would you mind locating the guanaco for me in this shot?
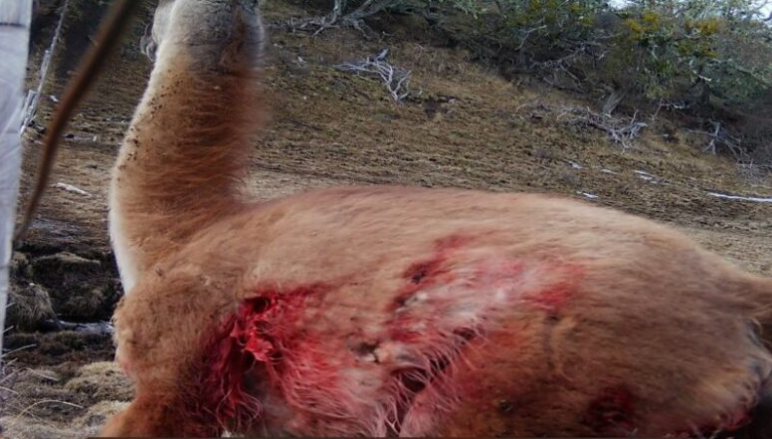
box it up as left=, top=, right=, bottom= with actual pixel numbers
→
left=97, top=0, right=772, bottom=437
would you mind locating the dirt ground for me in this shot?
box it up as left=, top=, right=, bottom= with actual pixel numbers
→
left=3, top=1, right=772, bottom=438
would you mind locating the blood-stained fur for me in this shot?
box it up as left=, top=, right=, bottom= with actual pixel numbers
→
left=101, top=1, right=772, bottom=437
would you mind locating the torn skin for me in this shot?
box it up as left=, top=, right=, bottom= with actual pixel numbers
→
left=392, top=257, right=454, bottom=312
left=184, top=235, right=589, bottom=436
left=380, top=236, right=499, bottom=434
left=189, top=286, right=323, bottom=434
left=390, top=235, right=472, bottom=312
left=188, top=300, right=266, bottom=435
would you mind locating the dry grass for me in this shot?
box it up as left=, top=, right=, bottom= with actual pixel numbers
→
left=1, top=361, right=131, bottom=439
left=0, top=357, right=19, bottom=436
left=63, top=362, right=133, bottom=402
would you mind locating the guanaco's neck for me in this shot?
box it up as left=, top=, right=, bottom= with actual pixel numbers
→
left=110, top=6, right=264, bottom=292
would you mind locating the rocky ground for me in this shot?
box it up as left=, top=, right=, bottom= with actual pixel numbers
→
left=3, top=1, right=772, bottom=438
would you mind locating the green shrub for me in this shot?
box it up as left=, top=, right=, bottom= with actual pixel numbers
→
left=422, top=0, right=772, bottom=114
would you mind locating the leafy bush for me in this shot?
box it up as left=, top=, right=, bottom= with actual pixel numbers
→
left=607, top=1, right=772, bottom=109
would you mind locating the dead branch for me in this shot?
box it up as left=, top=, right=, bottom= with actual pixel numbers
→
left=692, top=120, right=747, bottom=165
left=21, top=0, right=71, bottom=133
left=563, top=107, right=648, bottom=149
left=703, top=120, right=722, bottom=155
left=515, top=24, right=547, bottom=51
left=287, top=0, right=399, bottom=36
left=336, top=48, right=412, bottom=103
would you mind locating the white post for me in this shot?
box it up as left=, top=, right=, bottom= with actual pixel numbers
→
left=0, top=0, right=32, bottom=358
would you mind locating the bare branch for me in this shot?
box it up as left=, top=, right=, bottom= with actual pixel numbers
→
left=699, top=120, right=747, bottom=162
left=563, top=107, right=648, bottom=149
left=21, top=0, right=71, bottom=133
left=287, top=0, right=401, bottom=36
left=336, top=48, right=413, bottom=103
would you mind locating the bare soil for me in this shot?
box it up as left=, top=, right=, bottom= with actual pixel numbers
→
left=3, top=1, right=772, bottom=437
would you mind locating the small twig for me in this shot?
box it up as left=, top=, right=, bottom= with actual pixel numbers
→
left=25, top=368, right=59, bottom=383
left=2, top=343, right=37, bottom=357
left=14, top=399, right=84, bottom=419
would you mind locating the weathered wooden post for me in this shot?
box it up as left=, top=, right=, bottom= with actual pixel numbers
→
left=0, top=0, right=33, bottom=358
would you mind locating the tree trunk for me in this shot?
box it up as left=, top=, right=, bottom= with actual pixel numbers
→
left=0, top=0, right=32, bottom=358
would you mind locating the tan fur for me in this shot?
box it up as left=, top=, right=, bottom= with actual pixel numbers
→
left=109, top=0, right=264, bottom=291
left=101, top=1, right=772, bottom=437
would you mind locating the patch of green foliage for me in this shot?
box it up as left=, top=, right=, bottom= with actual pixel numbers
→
left=363, top=0, right=772, bottom=116
left=608, top=0, right=772, bottom=108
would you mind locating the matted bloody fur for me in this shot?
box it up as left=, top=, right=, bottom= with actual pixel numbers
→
left=100, top=1, right=772, bottom=437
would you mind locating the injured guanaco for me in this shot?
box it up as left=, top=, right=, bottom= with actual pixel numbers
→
left=91, top=0, right=772, bottom=437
